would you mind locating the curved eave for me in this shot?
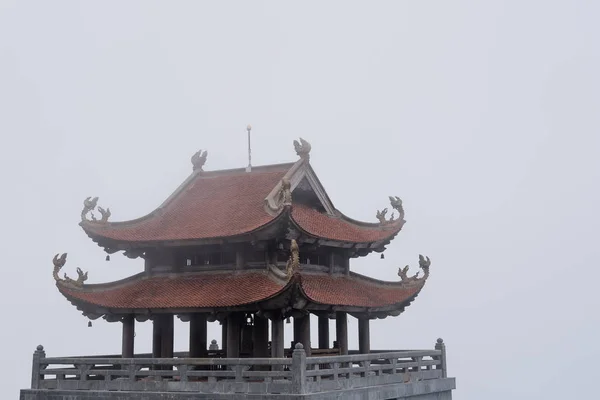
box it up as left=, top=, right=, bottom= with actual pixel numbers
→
left=55, top=267, right=427, bottom=320
left=295, top=271, right=426, bottom=316
left=55, top=270, right=293, bottom=318
left=79, top=163, right=295, bottom=250
left=289, top=205, right=405, bottom=251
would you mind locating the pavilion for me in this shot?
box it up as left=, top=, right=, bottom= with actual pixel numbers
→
left=52, top=138, right=431, bottom=361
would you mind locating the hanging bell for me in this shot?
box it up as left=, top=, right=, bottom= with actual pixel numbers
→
left=380, top=253, right=385, bottom=259
left=106, top=254, right=110, bottom=261
left=88, top=321, right=92, bottom=327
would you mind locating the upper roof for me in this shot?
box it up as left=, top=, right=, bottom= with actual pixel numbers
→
left=82, top=164, right=292, bottom=242
left=79, top=139, right=406, bottom=251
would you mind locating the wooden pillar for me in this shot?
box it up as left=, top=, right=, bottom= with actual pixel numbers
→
left=253, top=315, right=269, bottom=358
left=221, top=320, right=228, bottom=354
left=293, top=317, right=301, bottom=346
left=318, top=316, right=329, bottom=350
left=189, top=313, right=207, bottom=358
left=161, top=315, right=174, bottom=358
left=271, top=317, right=284, bottom=358
left=336, top=311, right=348, bottom=355
left=226, top=313, right=241, bottom=358
left=295, top=314, right=311, bottom=356
left=152, top=317, right=162, bottom=358
left=235, top=249, right=245, bottom=270
left=144, top=257, right=153, bottom=275
left=121, top=315, right=135, bottom=358
left=358, top=318, right=370, bottom=354
left=329, top=252, right=335, bottom=274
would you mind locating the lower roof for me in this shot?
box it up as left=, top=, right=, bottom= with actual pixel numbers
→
left=57, top=269, right=425, bottom=317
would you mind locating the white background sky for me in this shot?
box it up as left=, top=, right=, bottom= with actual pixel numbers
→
left=1, top=1, right=599, bottom=399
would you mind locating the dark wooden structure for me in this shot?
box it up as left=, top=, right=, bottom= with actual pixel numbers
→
left=52, top=138, right=431, bottom=361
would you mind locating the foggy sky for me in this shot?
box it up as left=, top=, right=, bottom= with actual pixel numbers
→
left=1, top=1, right=599, bottom=399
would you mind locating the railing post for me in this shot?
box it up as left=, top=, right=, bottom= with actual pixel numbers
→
left=31, top=345, right=46, bottom=389
left=291, top=343, right=307, bottom=394
left=435, top=338, right=447, bottom=378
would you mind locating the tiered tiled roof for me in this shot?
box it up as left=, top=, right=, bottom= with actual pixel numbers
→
left=57, top=140, right=426, bottom=317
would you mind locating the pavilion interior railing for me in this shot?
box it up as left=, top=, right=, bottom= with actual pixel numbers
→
left=29, top=339, right=447, bottom=395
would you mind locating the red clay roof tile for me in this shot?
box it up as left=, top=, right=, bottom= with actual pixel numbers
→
left=58, top=271, right=423, bottom=310
left=59, top=271, right=285, bottom=309
left=82, top=164, right=292, bottom=242
left=81, top=162, right=403, bottom=245
left=300, top=273, right=422, bottom=308
left=291, top=205, right=403, bottom=243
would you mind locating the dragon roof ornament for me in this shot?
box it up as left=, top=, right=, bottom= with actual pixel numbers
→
left=191, top=149, right=208, bottom=171
left=376, top=196, right=405, bottom=224
left=286, top=239, right=300, bottom=278
left=279, top=178, right=293, bottom=208
left=52, top=253, right=88, bottom=288
left=293, top=138, right=311, bottom=161
left=376, top=208, right=393, bottom=224
left=398, top=254, right=430, bottom=286
left=81, top=197, right=111, bottom=223
left=389, top=196, right=405, bottom=222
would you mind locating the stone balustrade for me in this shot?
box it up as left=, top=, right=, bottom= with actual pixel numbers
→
left=27, top=339, right=448, bottom=396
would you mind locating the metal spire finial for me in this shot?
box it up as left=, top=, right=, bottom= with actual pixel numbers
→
left=246, top=124, right=252, bottom=172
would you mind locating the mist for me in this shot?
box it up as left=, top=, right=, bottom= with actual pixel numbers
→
left=1, top=1, right=599, bottom=399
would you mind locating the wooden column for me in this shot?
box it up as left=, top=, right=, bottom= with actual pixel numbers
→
left=226, top=313, right=241, bottom=358
left=336, top=311, right=348, bottom=355
left=253, top=315, right=269, bottom=358
left=152, top=317, right=162, bottom=358
left=329, top=252, right=335, bottom=274
left=295, top=314, right=311, bottom=356
left=293, top=317, right=301, bottom=346
left=189, top=313, right=207, bottom=358
left=121, top=315, right=135, bottom=358
left=318, top=316, right=329, bottom=350
left=235, top=249, right=245, bottom=270
left=271, top=317, right=284, bottom=358
left=221, top=320, right=228, bottom=354
left=161, top=315, right=174, bottom=358
left=358, top=318, right=370, bottom=354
